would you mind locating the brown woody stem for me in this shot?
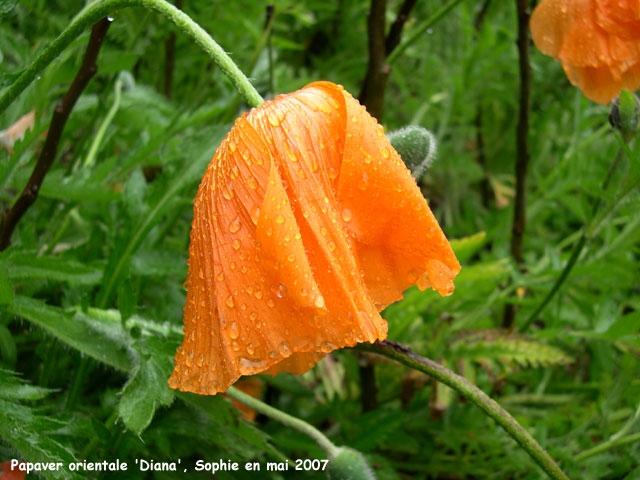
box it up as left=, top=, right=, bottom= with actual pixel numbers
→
left=0, top=18, right=112, bottom=251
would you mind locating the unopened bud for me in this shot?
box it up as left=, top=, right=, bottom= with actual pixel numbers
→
left=327, top=447, right=377, bottom=480
left=387, top=126, right=437, bottom=179
left=609, top=90, right=639, bottom=142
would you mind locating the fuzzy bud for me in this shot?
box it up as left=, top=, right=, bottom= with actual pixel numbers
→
left=387, top=126, right=437, bottom=179
left=326, top=447, right=377, bottom=480
left=609, top=90, right=639, bottom=142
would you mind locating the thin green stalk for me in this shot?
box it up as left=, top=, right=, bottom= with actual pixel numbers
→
left=610, top=401, right=640, bottom=442
left=83, top=77, right=123, bottom=169
left=356, top=341, right=569, bottom=480
left=520, top=146, right=626, bottom=332
left=575, top=432, right=640, bottom=462
left=387, top=0, right=465, bottom=65
left=225, top=386, right=338, bottom=457
left=0, top=0, right=263, bottom=115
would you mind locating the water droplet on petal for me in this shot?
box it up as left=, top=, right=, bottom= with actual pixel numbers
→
left=341, top=208, right=352, bottom=222
left=275, top=214, right=285, bottom=224
left=267, top=298, right=276, bottom=308
left=314, top=295, right=325, bottom=308
left=278, top=341, right=291, bottom=356
left=229, top=322, right=239, bottom=339
left=232, top=239, right=241, bottom=250
left=276, top=284, right=287, bottom=298
left=229, top=216, right=241, bottom=233
left=226, top=295, right=235, bottom=308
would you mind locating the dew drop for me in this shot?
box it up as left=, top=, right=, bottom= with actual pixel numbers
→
left=314, top=295, right=325, bottom=309
left=341, top=208, right=352, bottom=222
left=275, top=214, right=285, bottom=224
left=229, top=217, right=241, bottom=233
left=416, top=273, right=430, bottom=291
left=222, top=182, right=235, bottom=200
left=247, top=176, right=258, bottom=190
left=232, top=341, right=240, bottom=352
left=276, top=284, right=287, bottom=298
left=249, top=311, right=258, bottom=321
left=232, top=239, right=241, bottom=250
left=216, top=272, right=224, bottom=281
left=278, top=341, right=291, bottom=356
left=247, top=343, right=255, bottom=355
left=267, top=298, right=276, bottom=308
left=226, top=295, right=235, bottom=308
left=228, top=322, right=239, bottom=339
left=287, top=254, right=295, bottom=262
left=320, top=341, right=334, bottom=353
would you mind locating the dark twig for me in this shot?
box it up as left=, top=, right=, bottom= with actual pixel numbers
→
left=503, top=0, right=531, bottom=327
left=473, top=0, right=492, bottom=208
left=358, top=0, right=389, bottom=121
left=385, top=0, right=417, bottom=54
left=164, top=0, right=183, bottom=99
left=0, top=18, right=111, bottom=251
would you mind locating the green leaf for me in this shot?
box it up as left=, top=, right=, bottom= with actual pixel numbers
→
left=450, top=232, right=487, bottom=264
left=0, top=259, right=13, bottom=305
left=451, top=330, right=573, bottom=370
left=605, top=311, right=640, bottom=340
left=6, top=251, right=103, bottom=285
left=0, top=324, right=17, bottom=367
left=7, top=296, right=132, bottom=371
left=118, top=336, right=176, bottom=435
left=0, top=369, right=53, bottom=401
left=0, top=399, right=83, bottom=480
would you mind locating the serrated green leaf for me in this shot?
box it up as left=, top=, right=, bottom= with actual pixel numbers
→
left=7, top=296, right=132, bottom=371
left=0, top=369, right=53, bottom=401
left=118, top=336, right=176, bottom=435
left=451, top=330, right=572, bottom=370
left=0, top=399, right=83, bottom=480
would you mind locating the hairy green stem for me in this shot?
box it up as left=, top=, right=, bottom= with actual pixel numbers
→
left=0, top=0, right=263, bottom=115
left=225, top=386, right=338, bottom=457
left=575, top=432, right=640, bottom=462
left=387, top=0, right=465, bottom=65
left=520, top=146, right=625, bottom=332
left=356, top=341, right=569, bottom=480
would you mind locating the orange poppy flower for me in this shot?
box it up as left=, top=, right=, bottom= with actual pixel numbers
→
left=530, top=0, right=640, bottom=104
left=168, top=81, right=460, bottom=395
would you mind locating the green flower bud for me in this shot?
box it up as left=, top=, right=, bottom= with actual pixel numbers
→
left=387, top=126, right=437, bottom=179
left=327, top=447, right=377, bottom=480
left=609, top=90, right=639, bottom=142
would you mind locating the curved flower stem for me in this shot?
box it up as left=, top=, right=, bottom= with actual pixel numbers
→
left=355, top=340, right=570, bottom=480
left=0, top=0, right=263, bottom=115
left=520, top=145, right=625, bottom=332
left=225, top=386, right=338, bottom=458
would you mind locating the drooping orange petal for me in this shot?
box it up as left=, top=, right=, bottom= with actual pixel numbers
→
left=530, top=0, right=640, bottom=104
left=169, top=82, right=460, bottom=395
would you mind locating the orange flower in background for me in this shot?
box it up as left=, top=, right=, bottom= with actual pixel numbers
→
left=530, top=0, right=640, bottom=104
left=168, top=81, right=460, bottom=396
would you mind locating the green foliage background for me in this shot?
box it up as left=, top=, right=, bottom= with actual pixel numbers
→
left=0, top=0, right=639, bottom=478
